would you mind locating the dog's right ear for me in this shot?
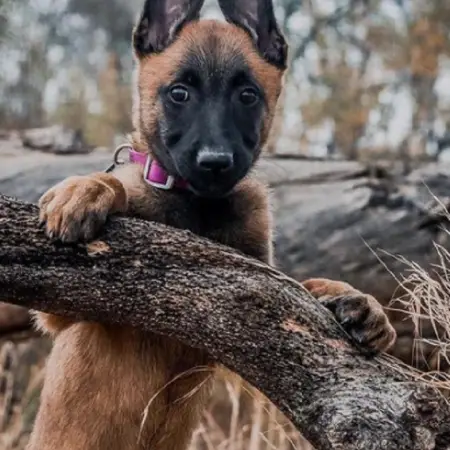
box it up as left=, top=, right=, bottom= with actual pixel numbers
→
left=133, top=0, right=204, bottom=57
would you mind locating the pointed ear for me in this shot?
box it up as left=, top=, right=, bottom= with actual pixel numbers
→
left=218, top=0, right=288, bottom=69
left=133, top=0, right=205, bottom=57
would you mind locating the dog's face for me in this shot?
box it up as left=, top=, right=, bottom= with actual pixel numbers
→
left=133, top=0, right=288, bottom=197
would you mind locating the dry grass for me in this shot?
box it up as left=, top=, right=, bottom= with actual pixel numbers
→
left=189, top=370, right=313, bottom=450
left=386, top=245, right=450, bottom=390
left=380, top=193, right=450, bottom=392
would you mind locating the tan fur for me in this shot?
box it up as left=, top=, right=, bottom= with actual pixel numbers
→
left=31, top=167, right=273, bottom=450
left=30, top=17, right=394, bottom=450
left=302, top=278, right=358, bottom=298
left=28, top=323, right=212, bottom=450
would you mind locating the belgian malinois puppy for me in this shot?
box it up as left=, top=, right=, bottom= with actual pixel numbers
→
left=30, top=0, right=396, bottom=449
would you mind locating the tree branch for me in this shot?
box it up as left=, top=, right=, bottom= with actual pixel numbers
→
left=0, top=194, right=449, bottom=450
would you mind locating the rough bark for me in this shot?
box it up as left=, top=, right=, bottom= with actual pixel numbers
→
left=0, top=194, right=450, bottom=450
left=2, top=136, right=449, bottom=303
left=2, top=139, right=450, bottom=368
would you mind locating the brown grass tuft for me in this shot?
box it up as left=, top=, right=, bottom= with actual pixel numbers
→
left=189, top=371, right=313, bottom=450
left=379, top=191, right=450, bottom=393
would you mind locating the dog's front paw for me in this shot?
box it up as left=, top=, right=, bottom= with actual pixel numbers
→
left=39, top=174, right=126, bottom=243
left=322, top=293, right=396, bottom=355
left=302, top=278, right=396, bottom=355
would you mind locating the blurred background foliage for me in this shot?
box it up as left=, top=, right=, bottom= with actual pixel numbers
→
left=1, top=0, right=450, bottom=160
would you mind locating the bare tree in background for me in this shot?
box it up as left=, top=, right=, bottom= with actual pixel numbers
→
left=283, top=0, right=450, bottom=161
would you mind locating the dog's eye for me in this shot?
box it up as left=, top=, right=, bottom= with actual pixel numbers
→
left=239, top=88, right=259, bottom=106
left=169, top=86, right=190, bottom=103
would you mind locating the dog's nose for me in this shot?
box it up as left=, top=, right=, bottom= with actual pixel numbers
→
left=196, top=149, right=234, bottom=173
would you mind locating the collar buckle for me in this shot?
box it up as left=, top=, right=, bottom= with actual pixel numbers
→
left=143, top=156, right=175, bottom=190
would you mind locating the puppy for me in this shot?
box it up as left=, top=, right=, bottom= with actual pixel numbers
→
left=29, top=1, right=396, bottom=449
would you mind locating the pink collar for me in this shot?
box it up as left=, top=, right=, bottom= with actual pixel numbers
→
left=128, top=148, right=188, bottom=191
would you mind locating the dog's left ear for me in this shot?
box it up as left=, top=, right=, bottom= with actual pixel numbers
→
left=133, top=0, right=204, bottom=57
left=218, top=0, right=288, bottom=69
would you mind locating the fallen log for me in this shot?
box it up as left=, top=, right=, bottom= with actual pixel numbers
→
left=1, top=145, right=449, bottom=303
left=2, top=138, right=450, bottom=367
left=0, top=194, right=449, bottom=450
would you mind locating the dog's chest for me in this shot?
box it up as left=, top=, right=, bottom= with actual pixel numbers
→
left=150, top=191, right=243, bottom=243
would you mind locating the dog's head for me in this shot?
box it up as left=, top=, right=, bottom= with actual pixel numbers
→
left=133, top=0, right=288, bottom=197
